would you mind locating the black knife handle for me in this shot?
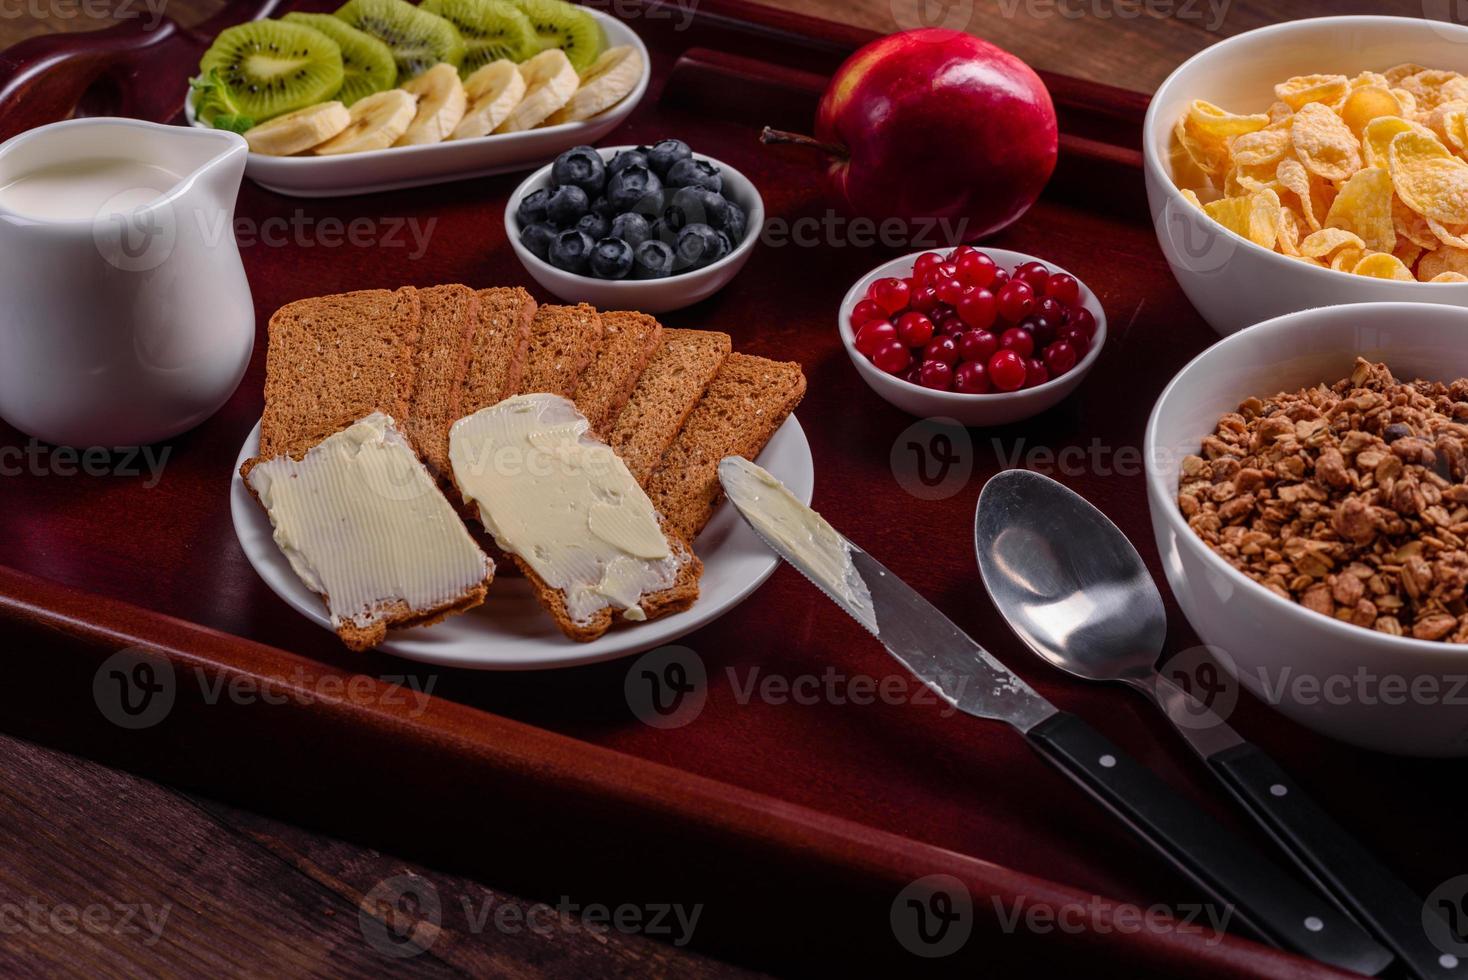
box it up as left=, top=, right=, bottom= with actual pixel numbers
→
left=1027, top=711, right=1393, bottom=976
left=1209, top=742, right=1458, bottom=980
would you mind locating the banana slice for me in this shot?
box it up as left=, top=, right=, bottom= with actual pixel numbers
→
left=244, top=102, right=351, bottom=156
left=449, top=60, right=526, bottom=140
left=395, top=63, right=467, bottom=147
left=494, top=48, right=578, bottom=134
left=313, top=90, right=417, bottom=155
left=545, top=46, right=643, bottom=126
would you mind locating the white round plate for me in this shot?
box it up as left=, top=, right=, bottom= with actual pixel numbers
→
left=187, top=9, right=650, bottom=198
left=230, top=414, right=812, bottom=670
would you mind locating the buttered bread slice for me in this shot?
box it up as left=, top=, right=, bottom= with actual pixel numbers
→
left=244, top=413, right=494, bottom=651
left=449, top=394, right=700, bottom=642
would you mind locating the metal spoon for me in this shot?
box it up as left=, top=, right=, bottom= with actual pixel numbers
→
left=975, top=469, right=1457, bottom=980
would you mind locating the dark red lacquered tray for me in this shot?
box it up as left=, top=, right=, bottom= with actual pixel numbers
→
left=0, top=2, right=1454, bottom=976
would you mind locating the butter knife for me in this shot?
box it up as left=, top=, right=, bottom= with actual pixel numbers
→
left=717, top=455, right=1392, bottom=976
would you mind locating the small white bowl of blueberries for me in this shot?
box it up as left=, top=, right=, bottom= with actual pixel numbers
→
left=505, top=141, right=762, bottom=313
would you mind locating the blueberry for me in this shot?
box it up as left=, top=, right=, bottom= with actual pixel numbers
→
left=631, top=239, right=675, bottom=279
left=589, top=196, right=615, bottom=219
left=607, top=148, right=649, bottom=177
left=548, top=229, right=595, bottom=274
left=576, top=212, right=611, bottom=241
left=665, top=158, right=721, bottom=193
left=589, top=238, right=634, bottom=279
left=605, top=164, right=663, bottom=214
left=647, top=139, right=692, bottom=179
left=715, top=230, right=733, bottom=259
left=516, top=188, right=551, bottom=227
left=519, top=221, right=558, bottom=260
left=722, top=199, right=746, bottom=243
left=609, top=212, right=651, bottom=247
left=550, top=145, right=606, bottom=198
left=544, top=184, right=589, bottom=227
left=674, top=222, right=722, bottom=269
left=664, top=186, right=729, bottom=232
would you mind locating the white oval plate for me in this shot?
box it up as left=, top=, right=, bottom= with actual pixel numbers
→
left=186, top=9, right=650, bottom=198
left=230, top=414, right=812, bottom=670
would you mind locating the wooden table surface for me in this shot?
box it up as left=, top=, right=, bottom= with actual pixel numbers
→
left=0, top=1, right=1447, bottom=976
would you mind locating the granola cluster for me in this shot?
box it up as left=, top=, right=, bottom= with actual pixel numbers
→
left=1179, top=358, right=1468, bottom=641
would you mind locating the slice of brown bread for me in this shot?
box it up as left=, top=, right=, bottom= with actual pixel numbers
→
left=513, top=303, right=604, bottom=398
left=403, top=284, right=479, bottom=477
left=241, top=413, right=494, bottom=652
left=646, top=353, right=807, bottom=543
left=459, top=286, right=536, bottom=415
left=258, top=287, right=422, bottom=460
left=513, top=536, right=702, bottom=643
left=608, top=329, right=731, bottom=485
left=573, top=310, right=664, bottom=437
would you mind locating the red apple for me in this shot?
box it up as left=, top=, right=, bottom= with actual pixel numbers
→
left=763, top=29, right=1057, bottom=240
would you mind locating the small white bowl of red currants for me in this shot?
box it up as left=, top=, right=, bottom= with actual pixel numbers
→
left=838, top=247, right=1105, bottom=426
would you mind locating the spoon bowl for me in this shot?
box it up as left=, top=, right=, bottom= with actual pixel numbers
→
left=975, top=469, right=1166, bottom=687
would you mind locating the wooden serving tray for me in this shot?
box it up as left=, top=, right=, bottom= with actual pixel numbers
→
left=0, top=2, right=1455, bottom=975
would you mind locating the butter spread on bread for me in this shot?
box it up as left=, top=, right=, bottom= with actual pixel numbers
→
left=246, top=413, right=493, bottom=650
left=450, top=394, right=688, bottom=628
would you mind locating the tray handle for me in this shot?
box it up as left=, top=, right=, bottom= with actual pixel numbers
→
left=0, top=0, right=286, bottom=142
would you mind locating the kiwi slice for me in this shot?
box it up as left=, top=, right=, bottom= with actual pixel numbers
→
left=420, top=0, right=538, bottom=78
left=198, top=20, right=345, bottom=122
left=283, top=12, right=397, bottom=105
left=512, top=0, right=600, bottom=73
left=334, top=0, right=465, bottom=80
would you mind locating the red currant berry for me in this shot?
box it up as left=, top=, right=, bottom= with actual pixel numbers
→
left=937, top=261, right=958, bottom=280
left=937, top=314, right=966, bottom=336
left=872, top=339, right=911, bottom=375
left=851, top=299, right=884, bottom=330
left=996, top=281, right=1035, bottom=323
left=1016, top=261, right=1050, bottom=291
left=919, top=359, right=954, bottom=391
left=987, top=349, right=1027, bottom=392
left=854, top=319, right=897, bottom=357
left=1043, top=339, right=1078, bottom=376
left=957, top=328, right=998, bottom=363
left=956, top=251, right=997, bottom=289
left=910, top=284, right=940, bottom=315
left=999, top=326, right=1035, bottom=359
left=895, top=311, right=935, bottom=347
left=956, top=286, right=997, bottom=330
left=923, top=335, right=959, bottom=366
left=947, top=244, right=976, bottom=262
left=935, top=275, right=966, bottom=307
left=1059, top=326, right=1090, bottom=357
left=869, top=277, right=911, bottom=315
left=953, top=360, right=991, bottom=394
left=1018, top=314, right=1057, bottom=348
left=1025, top=358, right=1050, bottom=388
left=1045, top=272, right=1080, bottom=306
left=1036, top=296, right=1067, bottom=325
left=989, top=268, right=1010, bottom=293
left=912, top=251, right=944, bottom=281
left=1068, top=306, right=1097, bottom=339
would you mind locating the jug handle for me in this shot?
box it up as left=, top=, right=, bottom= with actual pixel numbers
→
left=0, top=0, right=287, bottom=143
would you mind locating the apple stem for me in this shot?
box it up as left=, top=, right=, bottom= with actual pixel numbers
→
left=760, top=126, right=848, bottom=159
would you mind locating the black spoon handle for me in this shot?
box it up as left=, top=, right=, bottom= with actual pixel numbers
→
left=1027, top=711, right=1393, bottom=976
left=1209, top=742, right=1457, bottom=980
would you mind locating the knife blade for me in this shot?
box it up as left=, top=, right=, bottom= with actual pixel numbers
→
left=716, top=456, right=1392, bottom=976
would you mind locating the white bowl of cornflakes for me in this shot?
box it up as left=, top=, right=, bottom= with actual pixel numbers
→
left=1143, top=15, right=1468, bottom=336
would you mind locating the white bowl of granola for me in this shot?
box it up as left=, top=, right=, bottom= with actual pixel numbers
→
left=1145, top=301, right=1468, bottom=756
